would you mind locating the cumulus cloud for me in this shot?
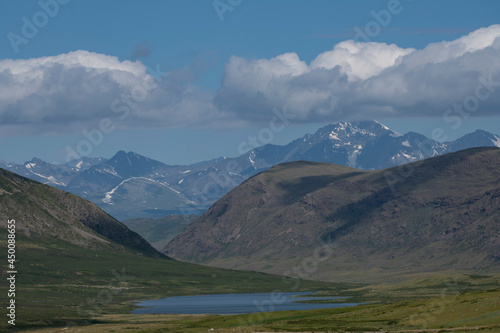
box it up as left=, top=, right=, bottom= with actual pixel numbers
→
left=0, top=25, right=499, bottom=137
left=215, top=24, right=500, bottom=122
left=0, top=50, right=224, bottom=136
left=310, top=40, right=414, bottom=81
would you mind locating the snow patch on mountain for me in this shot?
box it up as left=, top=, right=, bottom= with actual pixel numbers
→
left=329, top=132, right=340, bottom=141
left=492, top=135, right=500, bottom=148
left=347, top=150, right=360, bottom=168
left=249, top=153, right=256, bottom=166
left=28, top=170, right=65, bottom=186
left=102, top=177, right=183, bottom=204
left=98, top=167, right=119, bottom=176
left=103, top=180, right=129, bottom=204
left=373, top=120, right=390, bottom=130
left=401, top=152, right=417, bottom=160
left=332, top=122, right=379, bottom=137
left=350, top=128, right=376, bottom=136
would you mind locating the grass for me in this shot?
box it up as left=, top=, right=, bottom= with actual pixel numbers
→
left=0, top=229, right=352, bottom=332
left=4, top=235, right=499, bottom=333
left=21, top=287, right=500, bottom=332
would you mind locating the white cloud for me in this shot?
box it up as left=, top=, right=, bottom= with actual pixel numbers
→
left=0, top=25, right=500, bottom=137
left=215, top=24, right=500, bottom=122
left=310, top=40, right=414, bottom=81
left=0, top=50, right=223, bottom=136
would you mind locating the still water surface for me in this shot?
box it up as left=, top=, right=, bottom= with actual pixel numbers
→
left=132, top=292, right=360, bottom=315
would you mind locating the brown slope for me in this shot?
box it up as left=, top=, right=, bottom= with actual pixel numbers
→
left=0, top=167, right=165, bottom=258
left=164, top=147, right=500, bottom=282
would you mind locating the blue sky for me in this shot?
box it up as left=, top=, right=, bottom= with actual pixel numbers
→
left=0, top=0, right=499, bottom=165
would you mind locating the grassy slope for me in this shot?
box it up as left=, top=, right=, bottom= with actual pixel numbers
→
left=0, top=229, right=349, bottom=331
left=0, top=168, right=161, bottom=258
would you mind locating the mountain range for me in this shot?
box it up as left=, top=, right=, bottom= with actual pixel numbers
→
left=164, top=147, right=500, bottom=283
left=1, top=120, right=499, bottom=220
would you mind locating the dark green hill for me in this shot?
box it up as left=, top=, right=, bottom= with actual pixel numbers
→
left=0, top=168, right=162, bottom=258
left=165, top=147, right=500, bottom=282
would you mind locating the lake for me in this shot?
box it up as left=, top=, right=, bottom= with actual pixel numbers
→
left=132, top=291, right=360, bottom=315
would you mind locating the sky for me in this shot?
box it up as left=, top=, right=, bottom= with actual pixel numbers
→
left=0, top=0, right=499, bottom=165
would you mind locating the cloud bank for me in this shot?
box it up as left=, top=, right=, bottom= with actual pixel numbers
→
left=216, top=24, right=500, bottom=122
left=0, top=25, right=499, bottom=136
left=0, top=51, right=221, bottom=136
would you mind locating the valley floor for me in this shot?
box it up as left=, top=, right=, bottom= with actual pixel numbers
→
left=20, top=284, right=500, bottom=333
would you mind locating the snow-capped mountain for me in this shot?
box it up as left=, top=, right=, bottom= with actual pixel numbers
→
left=65, top=156, right=107, bottom=171
left=446, top=129, right=500, bottom=153
left=64, top=150, right=246, bottom=220
left=67, top=150, right=167, bottom=195
left=234, top=121, right=500, bottom=171
left=0, top=156, right=106, bottom=187
left=2, top=121, right=499, bottom=220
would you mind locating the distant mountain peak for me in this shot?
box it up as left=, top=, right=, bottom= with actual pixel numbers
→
left=372, top=119, right=390, bottom=130
left=111, top=150, right=153, bottom=162
left=112, top=150, right=130, bottom=159
left=28, top=157, right=47, bottom=164
left=472, top=129, right=491, bottom=134
left=322, top=120, right=394, bottom=138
